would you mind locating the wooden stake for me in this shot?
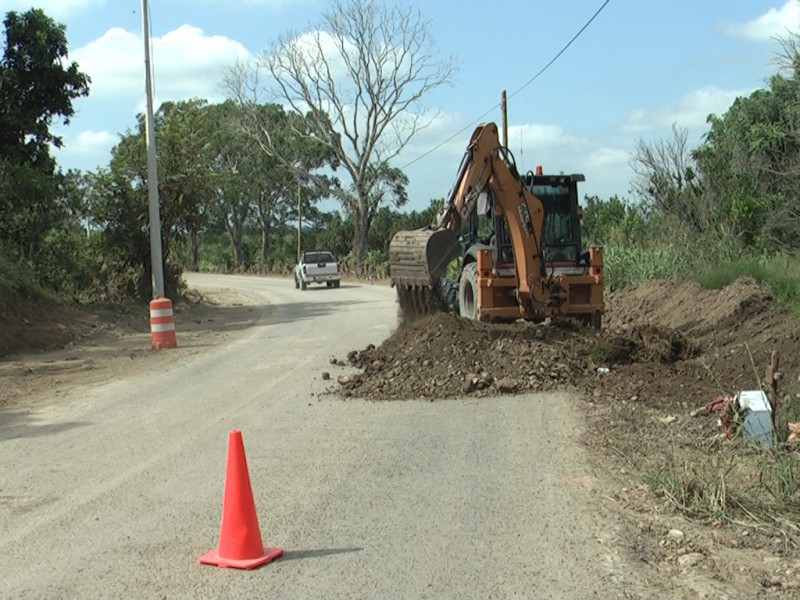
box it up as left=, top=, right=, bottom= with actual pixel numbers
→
left=764, top=349, right=780, bottom=426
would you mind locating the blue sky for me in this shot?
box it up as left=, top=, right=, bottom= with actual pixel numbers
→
left=4, top=0, right=799, bottom=211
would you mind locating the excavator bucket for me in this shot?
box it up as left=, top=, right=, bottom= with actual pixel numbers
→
left=388, top=227, right=460, bottom=288
left=389, top=227, right=461, bottom=321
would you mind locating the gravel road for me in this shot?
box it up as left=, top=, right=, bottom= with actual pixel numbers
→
left=0, top=274, right=643, bottom=599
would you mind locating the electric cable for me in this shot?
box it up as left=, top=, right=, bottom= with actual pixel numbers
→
left=400, top=0, right=611, bottom=170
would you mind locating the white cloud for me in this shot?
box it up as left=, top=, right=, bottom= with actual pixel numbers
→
left=580, top=147, right=634, bottom=200
left=2, top=0, right=103, bottom=19
left=585, top=147, right=630, bottom=170
left=71, top=25, right=251, bottom=103
left=722, top=0, right=800, bottom=41
left=52, top=129, right=117, bottom=171
left=621, top=86, right=748, bottom=133
left=72, top=129, right=116, bottom=153
left=513, top=124, right=585, bottom=152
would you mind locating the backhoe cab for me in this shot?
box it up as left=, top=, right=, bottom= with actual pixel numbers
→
left=527, top=170, right=587, bottom=268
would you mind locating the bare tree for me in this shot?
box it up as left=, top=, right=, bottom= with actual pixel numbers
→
left=630, top=123, right=705, bottom=232
left=226, top=0, right=456, bottom=271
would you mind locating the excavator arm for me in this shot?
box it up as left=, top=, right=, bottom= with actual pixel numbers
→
left=389, top=122, right=547, bottom=312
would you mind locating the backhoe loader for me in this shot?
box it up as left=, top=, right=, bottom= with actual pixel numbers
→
left=388, top=122, right=604, bottom=326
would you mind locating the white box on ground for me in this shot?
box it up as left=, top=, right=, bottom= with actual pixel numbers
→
left=735, top=390, right=774, bottom=447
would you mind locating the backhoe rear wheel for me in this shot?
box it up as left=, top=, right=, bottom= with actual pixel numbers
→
left=458, top=262, right=478, bottom=320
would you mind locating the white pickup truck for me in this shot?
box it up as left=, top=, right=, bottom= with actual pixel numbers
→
left=294, top=250, right=341, bottom=290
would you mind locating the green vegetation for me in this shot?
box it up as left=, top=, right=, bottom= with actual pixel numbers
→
left=645, top=442, right=800, bottom=540
left=0, top=2, right=447, bottom=304
left=582, top=33, right=800, bottom=305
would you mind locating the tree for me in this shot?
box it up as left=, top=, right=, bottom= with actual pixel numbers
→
left=581, top=195, right=647, bottom=245
left=0, top=8, right=89, bottom=260
left=229, top=0, right=456, bottom=272
left=89, top=100, right=214, bottom=298
left=156, top=100, right=215, bottom=270
left=694, top=33, right=800, bottom=250
left=85, top=166, right=153, bottom=300
left=204, top=101, right=329, bottom=268
left=630, top=124, right=705, bottom=233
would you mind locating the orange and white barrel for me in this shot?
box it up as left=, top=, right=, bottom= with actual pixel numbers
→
left=149, top=296, right=177, bottom=349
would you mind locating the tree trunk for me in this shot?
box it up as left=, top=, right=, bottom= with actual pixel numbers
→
left=352, top=207, right=369, bottom=275
left=258, top=206, right=270, bottom=264
left=188, top=229, right=199, bottom=272
left=223, top=211, right=246, bottom=269
left=260, top=225, right=269, bottom=263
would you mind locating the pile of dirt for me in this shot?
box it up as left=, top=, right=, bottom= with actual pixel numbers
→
left=330, top=313, right=707, bottom=401
left=0, top=289, right=85, bottom=357
left=330, top=314, right=581, bottom=399
left=331, top=276, right=789, bottom=409
left=606, top=276, right=773, bottom=334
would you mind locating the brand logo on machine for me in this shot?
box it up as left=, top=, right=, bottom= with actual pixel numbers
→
left=517, top=203, right=533, bottom=236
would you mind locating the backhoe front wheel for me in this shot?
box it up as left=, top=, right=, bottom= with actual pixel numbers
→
left=458, top=262, right=478, bottom=320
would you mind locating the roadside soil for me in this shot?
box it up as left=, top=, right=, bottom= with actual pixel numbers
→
left=0, top=287, right=267, bottom=410
left=3, top=274, right=800, bottom=597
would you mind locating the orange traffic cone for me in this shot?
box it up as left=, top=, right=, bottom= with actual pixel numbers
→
left=199, top=429, right=284, bottom=569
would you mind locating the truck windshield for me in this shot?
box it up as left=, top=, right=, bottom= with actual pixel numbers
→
left=304, top=252, right=334, bottom=263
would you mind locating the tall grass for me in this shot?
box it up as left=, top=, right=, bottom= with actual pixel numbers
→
left=603, top=244, right=696, bottom=290
left=646, top=444, right=800, bottom=538
left=603, top=236, right=800, bottom=313
left=698, top=255, right=800, bottom=310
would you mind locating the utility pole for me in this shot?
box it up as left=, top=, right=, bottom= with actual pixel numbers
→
left=141, top=0, right=165, bottom=297
left=500, top=90, right=508, bottom=148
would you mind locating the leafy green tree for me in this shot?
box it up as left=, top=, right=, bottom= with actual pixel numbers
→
left=694, top=36, right=800, bottom=250
left=581, top=195, right=647, bottom=245
left=0, top=9, right=89, bottom=165
left=306, top=211, right=351, bottom=261
left=158, top=100, right=215, bottom=270
left=85, top=166, right=152, bottom=300
left=0, top=8, right=89, bottom=260
left=88, top=100, right=214, bottom=298
left=204, top=101, right=330, bottom=268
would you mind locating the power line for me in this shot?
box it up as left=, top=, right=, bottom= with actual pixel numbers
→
left=400, top=0, right=611, bottom=170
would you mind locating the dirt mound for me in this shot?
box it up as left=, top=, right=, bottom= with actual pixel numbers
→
left=606, top=276, right=772, bottom=333
left=0, top=289, right=83, bottom=357
left=331, top=313, right=591, bottom=399
left=332, top=303, right=708, bottom=401
left=331, top=276, right=781, bottom=406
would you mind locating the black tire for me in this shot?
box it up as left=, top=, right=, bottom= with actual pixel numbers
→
left=326, top=281, right=332, bottom=288
left=440, top=277, right=458, bottom=313
left=294, top=275, right=299, bottom=289
left=334, top=280, right=341, bottom=288
left=301, top=279, right=307, bottom=290
left=458, top=262, right=479, bottom=320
